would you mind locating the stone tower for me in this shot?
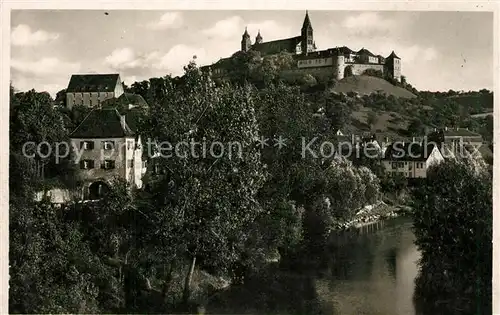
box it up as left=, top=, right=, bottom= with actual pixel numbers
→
left=335, top=50, right=346, bottom=80
left=241, top=27, right=252, bottom=52
left=301, top=10, right=314, bottom=54
left=385, top=51, right=401, bottom=81
left=255, top=30, right=263, bottom=44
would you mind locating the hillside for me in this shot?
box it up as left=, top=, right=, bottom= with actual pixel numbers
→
left=332, top=75, right=416, bottom=99
left=349, top=106, right=413, bottom=136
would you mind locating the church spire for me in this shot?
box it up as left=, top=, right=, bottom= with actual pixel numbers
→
left=302, top=10, right=312, bottom=30
left=255, top=29, right=263, bottom=44
left=241, top=26, right=252, bottom=52
left=242, top=26, right=250, bottom=38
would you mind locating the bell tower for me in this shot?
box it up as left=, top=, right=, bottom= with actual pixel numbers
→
left=255, top=30, right=263, bottom=44
left=241, top=27, right=252, bottom=52
left=301, top=10, right=314, bottom=54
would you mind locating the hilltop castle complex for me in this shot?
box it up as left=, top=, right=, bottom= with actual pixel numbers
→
left=205, top=11, right=402, bottom=83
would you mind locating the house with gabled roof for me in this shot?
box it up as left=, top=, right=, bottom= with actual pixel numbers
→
left=70, top=108, right=147, bottom=199
left=382, top=142, right=444, bottom=178
left=66, top=73, right=124, bottom=109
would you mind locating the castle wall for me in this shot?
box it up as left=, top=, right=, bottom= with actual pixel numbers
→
left=280, top=66, right=334, bottom=83
left=349, top=63, right=384, bottom=76
left=297, top=57, right=334, bottom=68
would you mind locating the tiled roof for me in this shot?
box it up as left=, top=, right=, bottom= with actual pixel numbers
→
left=251, top=36, right=301, bottom=55
left=383, top=142, right=438, bottom=161
left=70, top=108, right=134, bottom=138
left=67, top=74, right=120, bottom=93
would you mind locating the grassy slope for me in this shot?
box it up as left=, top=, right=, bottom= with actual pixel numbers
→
left=332, top=75, right=416, bottom=99
left=349, top=107, right=412, bottom=136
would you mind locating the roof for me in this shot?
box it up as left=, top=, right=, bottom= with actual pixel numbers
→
left=442, top=128, right=482, bottom=138
left=383, top=142, right=438, bottom=161
left=101, top=92, right=148, bottom=108
left=302, top=11, right=312, bottom=29
left=337, top=46, right=354, bottom=55
left=70, top=108, right=134, bottom=138
left=357, top=48, right=375, bottom=57
left=251, top=36, right=301, bottom=55
left=242, top=27, right=250, bottom=38
left=67, top=74, right=121, bottom=93
left=386, top=51, right=400, bottom=59
left=119, top=93, right=148, bottom=107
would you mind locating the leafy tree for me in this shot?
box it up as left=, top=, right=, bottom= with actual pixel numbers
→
left=54, top=88, right=67, bottom=106
left=366, top=111, right=378, bottom=131
left=9, top=199, right=106, bottom=313
left=412, top=159, right=492, bottom=314
left=407, top=118, right=425, bottom=136
left=324, top=92, right=352, bottom=131
left=142, top=61, right=266, bottom=304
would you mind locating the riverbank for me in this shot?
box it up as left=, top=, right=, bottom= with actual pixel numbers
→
left=330, top=201, right=413, bottom=231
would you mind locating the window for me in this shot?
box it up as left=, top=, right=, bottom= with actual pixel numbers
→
left=127, top=140, right=134, bottom=150
left=408, top=172, right=411, bottom=177
left=79, top=159, right=94, bottom=169
left=128, top=159, right=134, bottom=168
left=102, top=141, right=115, bottom=150
left=80, top=141, right=94, bottom=150
left=101, top=160, right=115, bottom=170
left=392, top=162, right=397, bottom=169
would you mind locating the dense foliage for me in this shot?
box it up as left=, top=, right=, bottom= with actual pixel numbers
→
left=9, top=56, right=493, bottom=314
left=412, top=159, right=492, bottom=314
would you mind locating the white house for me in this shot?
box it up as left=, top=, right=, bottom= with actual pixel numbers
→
left=382, top=142, right=444, bottom=178
left=69, top=108, right=147, bottom=199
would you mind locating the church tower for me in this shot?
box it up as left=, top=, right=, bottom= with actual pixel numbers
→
left=301, top=10, right=314, bottom=54
left=255, top=30, right=263, bottom=44
left=241, top=27, right=252, bottom=52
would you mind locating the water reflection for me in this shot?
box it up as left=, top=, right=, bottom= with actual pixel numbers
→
left=318, top=216, right=420, bottom=315
left=208, top=216, right=421, bottom=314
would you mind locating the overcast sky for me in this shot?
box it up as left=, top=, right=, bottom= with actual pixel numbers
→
left=11, top=10, right=493, bottom=96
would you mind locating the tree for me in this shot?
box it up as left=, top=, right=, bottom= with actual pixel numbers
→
left=324, top=92, right=352, bottom=131
left=9, top=199, right=106, bottom=313
left=54, top=88, right=67, bottom=106
left=366, top=111, right=378, bottom=131
left=142, top=61, right=266, bottom=305
left=412, top=159, right=492, bottom=314
left=407, top=118, right=425, bottom=136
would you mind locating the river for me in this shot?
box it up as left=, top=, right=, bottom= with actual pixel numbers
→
left=208, top=216, right=423, bottom=315
left=318, top=216, right=420, bottom=315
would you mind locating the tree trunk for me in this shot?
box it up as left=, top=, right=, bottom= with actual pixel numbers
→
left=162, top=262, right=175, bottom=298
left=182, top=256, right=196, bottom=305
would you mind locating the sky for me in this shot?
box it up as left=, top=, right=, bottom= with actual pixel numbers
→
left=10, top=10, right=494, bottom=97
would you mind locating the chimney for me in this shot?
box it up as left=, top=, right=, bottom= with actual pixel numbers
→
left=434, top=127, right=436, bottom=132
left=456, top=127, right=459, bottom=131
left=412, top=137, right=415, bottom=142
left=445, top=127, right=448, bottom=131
left=120, top=115, right=126, bottom=130
left=351, top=134, right=355, bottom=144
